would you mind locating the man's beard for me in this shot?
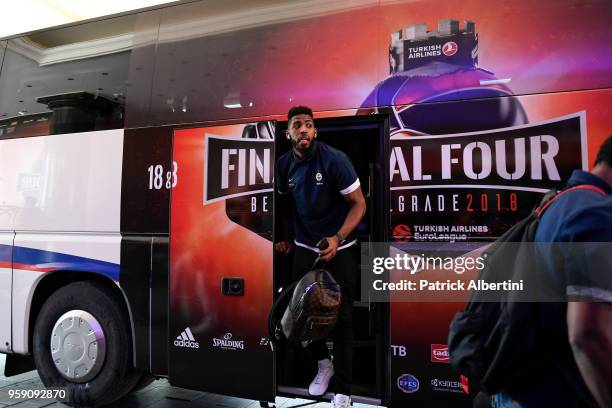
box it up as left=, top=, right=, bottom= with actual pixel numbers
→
left=291, top=138, right=315, bottom=156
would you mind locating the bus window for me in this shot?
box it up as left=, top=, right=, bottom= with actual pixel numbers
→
left=0, top=13, right=156, bottom=138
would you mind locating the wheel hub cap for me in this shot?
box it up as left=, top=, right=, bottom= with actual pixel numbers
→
left=50, top=310, right=106, bottom=383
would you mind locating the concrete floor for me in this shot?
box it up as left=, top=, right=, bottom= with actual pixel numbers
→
left=0, top=354, right=378, bottom=407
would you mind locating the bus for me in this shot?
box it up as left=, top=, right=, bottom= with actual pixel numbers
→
left=0, top=0, right=610, bottom=406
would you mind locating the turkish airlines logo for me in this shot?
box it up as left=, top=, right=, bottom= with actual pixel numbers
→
left=442, top=41, right=458, bottom=56
left=393, top=224, right=412, bottom=242
left=431, top=344, right=450, bottom=363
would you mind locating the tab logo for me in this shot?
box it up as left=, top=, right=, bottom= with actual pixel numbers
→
left=431, top=344, right=450, bottom=363
left=174, top=327, right=200, bottom=349
left=204, top=132, right=275, bottom=204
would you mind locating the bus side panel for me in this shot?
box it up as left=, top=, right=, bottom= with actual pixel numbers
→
left=0, top=130, right=124, bottom=354
left=120, top=126, right=173, bottom=375
left=0, top=233, right=13, bottom=353
left=1, top=131, right=123, bottom=233
left=387, top=89, right=603, bottom=406
left=120, top=126, right=173, bottom=235
left=137, top=0, right=612, bottom=129
left=169, top=123, right=275, bottom=401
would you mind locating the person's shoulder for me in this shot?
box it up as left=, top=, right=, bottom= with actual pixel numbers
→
left=557, top=194, right=612, bottom=241
left=565, top=196, right=612, bottom=225
left=277, top=150, right=293, bottom=168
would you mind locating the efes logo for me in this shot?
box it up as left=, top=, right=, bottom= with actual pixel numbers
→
left=315, top=172, right=323, bottom=182
left=431, top=344, right=450, bottom=363
left=397, top=373, right=420, bottom=394
left=204, top=133, right=275, bottom=204
left=442, top=41, right=458, bottom=56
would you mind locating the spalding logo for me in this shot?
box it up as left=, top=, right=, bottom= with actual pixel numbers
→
left=442, top=41, right=458, bottom=56
left=397, top=373, right=420, bottom=393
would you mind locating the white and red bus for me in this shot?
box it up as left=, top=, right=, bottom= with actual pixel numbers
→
left=0, top=0, right=610, bottom=406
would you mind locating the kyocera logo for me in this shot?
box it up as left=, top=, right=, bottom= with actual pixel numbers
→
left=397, top=373, right=420, bottom=393
left=431, top=344, right=450, bottom=363
left=430, top=377, right=468, bottom=394
left=204, top=135, right=274, bottom=204
left=442, top=41, right=458, bottom=56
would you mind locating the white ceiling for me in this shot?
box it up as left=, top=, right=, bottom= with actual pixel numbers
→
left=0, top=0, right=182, bottom=39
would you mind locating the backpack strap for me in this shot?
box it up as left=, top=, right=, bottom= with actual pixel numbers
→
left=268, top=280, right=300, bottom=346
left=535, top=184, right=606, bottom=218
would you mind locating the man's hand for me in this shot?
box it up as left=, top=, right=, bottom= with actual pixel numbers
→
left=319, top=236, right=340, bottom=261
left=274, top=241, right=293, bottom=256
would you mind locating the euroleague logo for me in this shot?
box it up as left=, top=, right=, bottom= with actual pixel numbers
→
left=442, top=41, right=458, bottom=56
left=393, top=224, right=412, bottom=242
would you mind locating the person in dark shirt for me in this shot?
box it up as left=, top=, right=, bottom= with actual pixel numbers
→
left=493, top=136, right=612, bottom=408
left=275, top=106, right=366, bottom=408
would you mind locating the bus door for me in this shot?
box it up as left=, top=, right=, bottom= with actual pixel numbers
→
left=169, top=121, right=276, bottom=402
left=273, top=114, right=390, bottom=406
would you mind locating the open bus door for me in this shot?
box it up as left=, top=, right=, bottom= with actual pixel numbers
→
left=273, top=114, right=390, bottom=406
left=168, top=121, right=277, bottom=402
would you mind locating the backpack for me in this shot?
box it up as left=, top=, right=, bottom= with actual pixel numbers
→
left=269, top=265, right=341, bottom=346
left=447, top=184, right=606, bottom=394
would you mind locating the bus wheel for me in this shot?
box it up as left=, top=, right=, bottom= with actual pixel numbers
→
left=32, top=281, right=140, bottom=407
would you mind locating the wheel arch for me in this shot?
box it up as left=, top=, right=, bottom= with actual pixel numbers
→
left=27, top=271, right=136, bottom=366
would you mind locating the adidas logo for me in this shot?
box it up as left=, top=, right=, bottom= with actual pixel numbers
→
left=174, top=327, right=200, bottom=348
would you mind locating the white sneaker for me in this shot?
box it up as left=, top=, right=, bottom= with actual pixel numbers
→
left=332, top=393, right=351, bottom=408
left=308, top=358, right=334, bottom=396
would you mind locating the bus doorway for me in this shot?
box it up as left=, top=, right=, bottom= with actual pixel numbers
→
left=273, top=114, right=390, bottom=405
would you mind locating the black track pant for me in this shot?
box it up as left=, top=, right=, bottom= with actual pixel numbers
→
left=292, top=245, right=357, bottom=395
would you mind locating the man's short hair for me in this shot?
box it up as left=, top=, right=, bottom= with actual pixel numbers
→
left=288, top=106, right=313, bottom=122
left=594, top=135, right=612, bottom=167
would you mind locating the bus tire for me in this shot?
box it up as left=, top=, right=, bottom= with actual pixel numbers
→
left=32, top=280, right=140, bottom=407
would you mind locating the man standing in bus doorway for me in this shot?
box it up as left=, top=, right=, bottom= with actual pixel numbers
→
left=275, top=106, right=366, bottom=408
left=492, top=136, right=612, bottom=408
